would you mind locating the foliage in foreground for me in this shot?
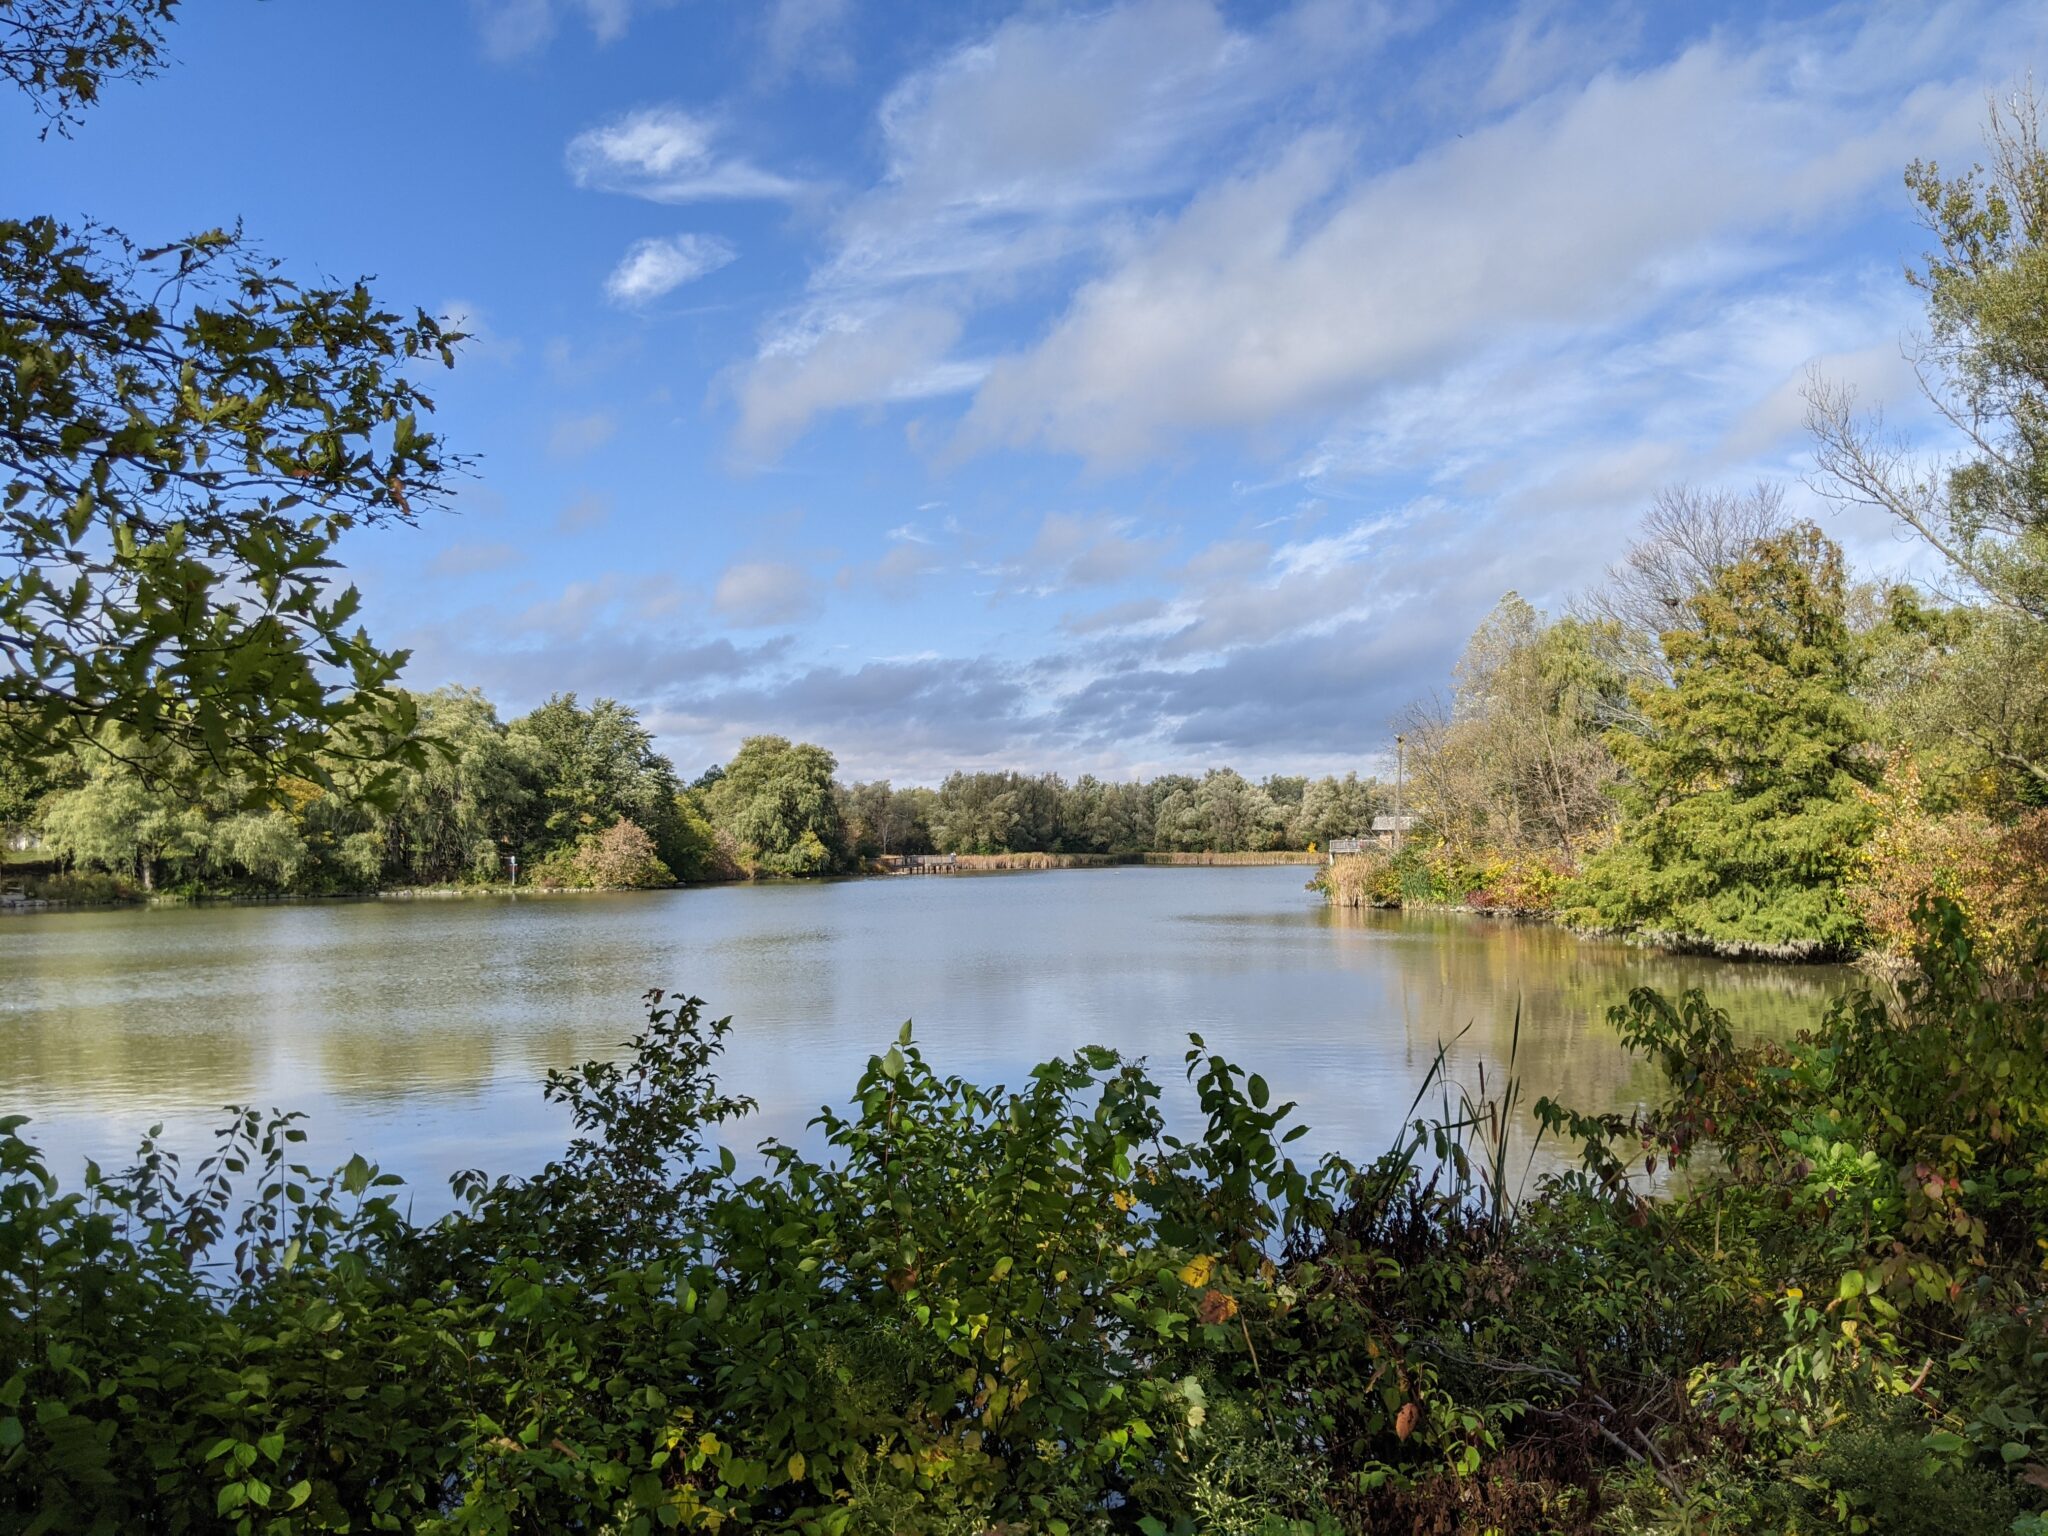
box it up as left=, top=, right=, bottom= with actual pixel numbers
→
left=2, top=902, right=2045, bottom=1535
left=3, top=0, right=464, bottom=794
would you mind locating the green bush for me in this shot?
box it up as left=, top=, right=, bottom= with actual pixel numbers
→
left=1764, top=1404, right=2024, bottom=1534
left=14, top=869, right=135, bottom=903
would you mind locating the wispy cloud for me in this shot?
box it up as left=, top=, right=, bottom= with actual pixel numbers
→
left=723, top=0, right=2012, bottom=468
left=604, top=233, right=738, bottom=306
left=762, top=0, right=855, bottom=82
left=548, top=410, right=619, bottom=458
left=568, top=106, right=805, bottom=203
left=470, top=0, right=668, bottom=61
left=713, top=560, right=820, bottom=626
left=959, top=12, right=1995, bottom=465
left=729, top=0, right=1398, bottom=455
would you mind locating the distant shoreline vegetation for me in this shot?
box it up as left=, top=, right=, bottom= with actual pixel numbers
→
left=0, top=700, right=1385, bottom=906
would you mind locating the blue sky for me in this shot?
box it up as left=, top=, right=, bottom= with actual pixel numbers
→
left=16, top=0, right=2043, bottom=781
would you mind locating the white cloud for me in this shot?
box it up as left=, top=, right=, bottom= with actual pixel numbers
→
left=727, top=0, right=2020, bottom=462
left=842, top=0, right=1251, bottom=279
left=731, top=0, right=1396, bottom=454
left=1009, top=512, right=1173, bottom=593
left=567, top=106, right=803, bottom=203
left=733, top=305, right=963, bottom=459
left=604, top=233, right=738, bottom=306
left=714, top=560, right=820, bottom=626
left=957, top=19, right=1994, bottom=465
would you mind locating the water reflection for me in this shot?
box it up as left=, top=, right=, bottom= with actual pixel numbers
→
left=0, top=869, right=1853, bottom=1211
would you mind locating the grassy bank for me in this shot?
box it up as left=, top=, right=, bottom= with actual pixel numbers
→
left=3, top=901, right=2042, bottom=1534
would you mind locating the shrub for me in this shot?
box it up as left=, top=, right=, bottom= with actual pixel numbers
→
left=1850, top=754, right=2048, bottom=975
left=1543, top=897, right=2048, bottom=1517
left=1314, top=845, right=1568, bottom=913
left=532, top=817, right=674, bottom=889
left=14, top=869, right=134, bottom=902
left=1760, top=1404, right=2025, bottom=1535
left=575, top=817, right=672, bottom=888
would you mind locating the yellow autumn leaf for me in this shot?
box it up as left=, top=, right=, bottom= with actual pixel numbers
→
left=1178, top=1254, right=1216, bottom=1289
left=1111, top=1190, right=1135, bottom=1213
left=787, top=1451, right=806, bottom=1483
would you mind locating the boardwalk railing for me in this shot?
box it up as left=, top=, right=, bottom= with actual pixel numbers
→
left=877, top=854, right=961, bottom=873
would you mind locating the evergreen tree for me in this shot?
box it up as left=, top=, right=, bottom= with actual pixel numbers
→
left=1570, top=525, right=1876, bottom=951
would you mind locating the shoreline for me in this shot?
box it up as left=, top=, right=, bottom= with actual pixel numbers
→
left=0, top=853, right=1326, bottom=915
left=1317, top=883, right=1862, bottom=966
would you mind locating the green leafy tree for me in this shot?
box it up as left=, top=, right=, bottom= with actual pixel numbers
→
left=1194, top=768, right=1285, bottom=852
left=1080, top=778, right=1154, bottom=853
left=1, top=2, right=463, bottom=795
left=372, top=687, right=532, bottom=885
left=1295, top=772, right=1381, bottom=849
left=664, top=790, right=730, bottom=881
left=508, top=695, right=685, bottom=863
left=703, top=734, right=844, bottom=874
left=1570, top=526, right=1877, bottom=952
left=35, top=738, right=206, bottom=889
left=843, top=778, right=932, bottom=859
left=1810, top=88, right=2048, bottom=799
left=2, top=0, right=177, bottom=136
left=206, top=806, right=307, bottom=889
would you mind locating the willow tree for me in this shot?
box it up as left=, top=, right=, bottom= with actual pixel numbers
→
left=703, top=734, right=844, bottom=875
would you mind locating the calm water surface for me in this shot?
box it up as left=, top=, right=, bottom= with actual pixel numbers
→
left=0, top=867, right=1852, bottom=1208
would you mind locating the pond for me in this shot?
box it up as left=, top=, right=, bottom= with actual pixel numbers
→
left=0, top=866, right=1853, bottom=1209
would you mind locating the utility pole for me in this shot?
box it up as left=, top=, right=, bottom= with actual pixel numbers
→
left=1394, top=734, right=1405, bottom=853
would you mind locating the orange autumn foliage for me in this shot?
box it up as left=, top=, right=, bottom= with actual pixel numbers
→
left=1849, top=754, right=2048, bottom=972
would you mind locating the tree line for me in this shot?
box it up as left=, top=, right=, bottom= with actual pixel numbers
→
left=3, top=701, right=1386, bottom=896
